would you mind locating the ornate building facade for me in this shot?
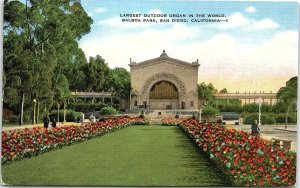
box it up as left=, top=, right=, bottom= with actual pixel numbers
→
left=129, top=50, right=200, bottom=110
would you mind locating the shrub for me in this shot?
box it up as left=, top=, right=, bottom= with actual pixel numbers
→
left=49, top=110, right=82, bottom=122
left=9, top=115, right=19, bottom=124
left=242, top=104, right=259, bottom=113
left=100, top=106, right=117, bottom=115
left=271, top=102, right=286, bottom=113
left=274, top=113, right=297, bottom=124
left=220, top=103, right=242, bottom=113
left=202, top=105, right=219, bottom=117
left=244, top=114, right=276, bottom=125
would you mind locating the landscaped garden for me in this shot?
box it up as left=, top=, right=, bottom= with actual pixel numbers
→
left=2, top=120, right=226, bottom=186
left=1, top=117, right=296, bottom=186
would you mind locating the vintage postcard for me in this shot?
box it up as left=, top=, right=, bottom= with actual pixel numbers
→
left=1, top=0, right=298, bottom=187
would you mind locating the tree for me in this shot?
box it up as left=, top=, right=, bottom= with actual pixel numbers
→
left=198, top=82, right=216, bottom=104
left=110, top=68, right=131, bottom=97
left=3, top=0, right=92, bottom=124
left=84, top=55, right=111, bottom=92
left=277, top=76, right=297, bottom=129
left=219, top=88, right=228, bottom=94
left=53, top=74, right=71, bottom=122
left=110, top=68, right=131, bottom=109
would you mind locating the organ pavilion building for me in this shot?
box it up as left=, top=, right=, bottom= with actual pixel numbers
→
left=129, top=50, right=200, bottom=110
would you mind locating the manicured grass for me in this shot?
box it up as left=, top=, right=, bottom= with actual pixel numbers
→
left=2, top=126, right=227, bottom=186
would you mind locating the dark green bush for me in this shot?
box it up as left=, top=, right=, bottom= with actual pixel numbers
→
left=203, top=105, right=220, bottom=117
left=100, top=106, right=117, bottom=115
left=9, top=115, right=19, bottom=124
left=244, top=113, right=276, bottom=125
left=220, top=103, right=242, bottom=112
left=50, top=110, right=82, bottom=122
left=242, top=104, right=259, bottom=113
left=274, top=113, right=297, bottom=124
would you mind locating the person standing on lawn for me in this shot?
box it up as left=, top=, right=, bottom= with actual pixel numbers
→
left=50, top=116, right=56, bottom=128
left=43, top=114, right=50, bottom=129
left=251, top=119, right=260, bottom=135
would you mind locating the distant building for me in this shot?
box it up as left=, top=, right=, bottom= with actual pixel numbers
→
left=129, top=50, right=200, bottom=110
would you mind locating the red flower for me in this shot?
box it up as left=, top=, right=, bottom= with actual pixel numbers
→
left=258, top=166, right=264, bottom=172
left=258, top=179, right=264, bottom=186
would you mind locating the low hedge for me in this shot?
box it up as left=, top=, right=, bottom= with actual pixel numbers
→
left=244, top=114, right=276, bottom=125
left=100, top=106, right=118, bottom=115
left=273, top=114, right=297, bottom=124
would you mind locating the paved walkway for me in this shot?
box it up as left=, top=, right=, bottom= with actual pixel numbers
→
left=227, top=124, right=297, bottom=151
left=2, top=122, right=83, bottom=131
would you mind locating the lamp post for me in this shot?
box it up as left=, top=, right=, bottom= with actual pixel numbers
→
left=199, top=109, right=202, bottom=122
left=258, top=98, right=262, bottom=126
left=33, top=99, right=37, bottom=125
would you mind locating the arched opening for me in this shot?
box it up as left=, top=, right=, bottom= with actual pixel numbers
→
left=149, top=81, right=179, bottom=99
left=149, top=81, right=179, bottom=109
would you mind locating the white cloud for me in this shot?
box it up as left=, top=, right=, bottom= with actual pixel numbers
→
left=79, top=23, right=297, bottom=92
left=217, top=12, right=279, bottom=30
left=245, top=6, right=256, bottom=13
left=148, top=9, right=163, bottom=14
left=218, top=12, right=250, bottom=29
left=252, top=18, right=279, bottom=29
left=95, top=7, right=107, bottom=13
left=81, top=24, right=201, bottom=63
left=88, top=7, right=107, bottom=16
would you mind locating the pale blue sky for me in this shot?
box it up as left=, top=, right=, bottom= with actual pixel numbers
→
left=78, top=1, right=298, bottom=92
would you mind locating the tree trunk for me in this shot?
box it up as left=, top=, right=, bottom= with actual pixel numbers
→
left=285, top=106, right=290, bottom=129
left=57, top=102, right=60, bottom=122
left=36, top=100, right=39, bottom=124
left=63, top=101, right=66, bottom=123
left=20, top=92, right=24, bottom=125
left=33, top=100, right=36, bottom=125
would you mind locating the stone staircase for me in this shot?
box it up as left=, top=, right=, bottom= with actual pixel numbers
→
left=149, top=118, right=162, bottom=125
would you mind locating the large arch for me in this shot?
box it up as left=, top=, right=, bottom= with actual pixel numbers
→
left=141, top=73, right=186, bottom=96
left=139, top=73, right=187, bottom=109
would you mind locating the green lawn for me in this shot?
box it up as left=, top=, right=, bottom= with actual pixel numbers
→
left=2, top=126, right=227, bottom=186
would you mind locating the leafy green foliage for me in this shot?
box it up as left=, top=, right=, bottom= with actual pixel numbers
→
left=276, top=76, right=297, bottom=127
left=49, top=109, right=82, bottom=122
left=198, top=82, right=216, bottom=103
left=219, top=88, right=228, bottom=93
left=244, top=114, right=276, bottom=125
left=100, top=106, right=118, bottom=115
left=110, top=68, right=131, bottom=99
left=273, top=113, right=297, bottom=124
left=3, top=0, right=93, bottom=124
left=202, top=105, right=220, bottom=117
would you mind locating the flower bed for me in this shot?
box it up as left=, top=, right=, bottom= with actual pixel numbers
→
left=2, top=117, right=148, bottom=164
left=161, top=118, right=185, bottom=126
left=180, top=119, right=296, bottom=186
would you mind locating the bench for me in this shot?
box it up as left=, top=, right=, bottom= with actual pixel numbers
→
left=272, top=138, right=292, bottom=150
